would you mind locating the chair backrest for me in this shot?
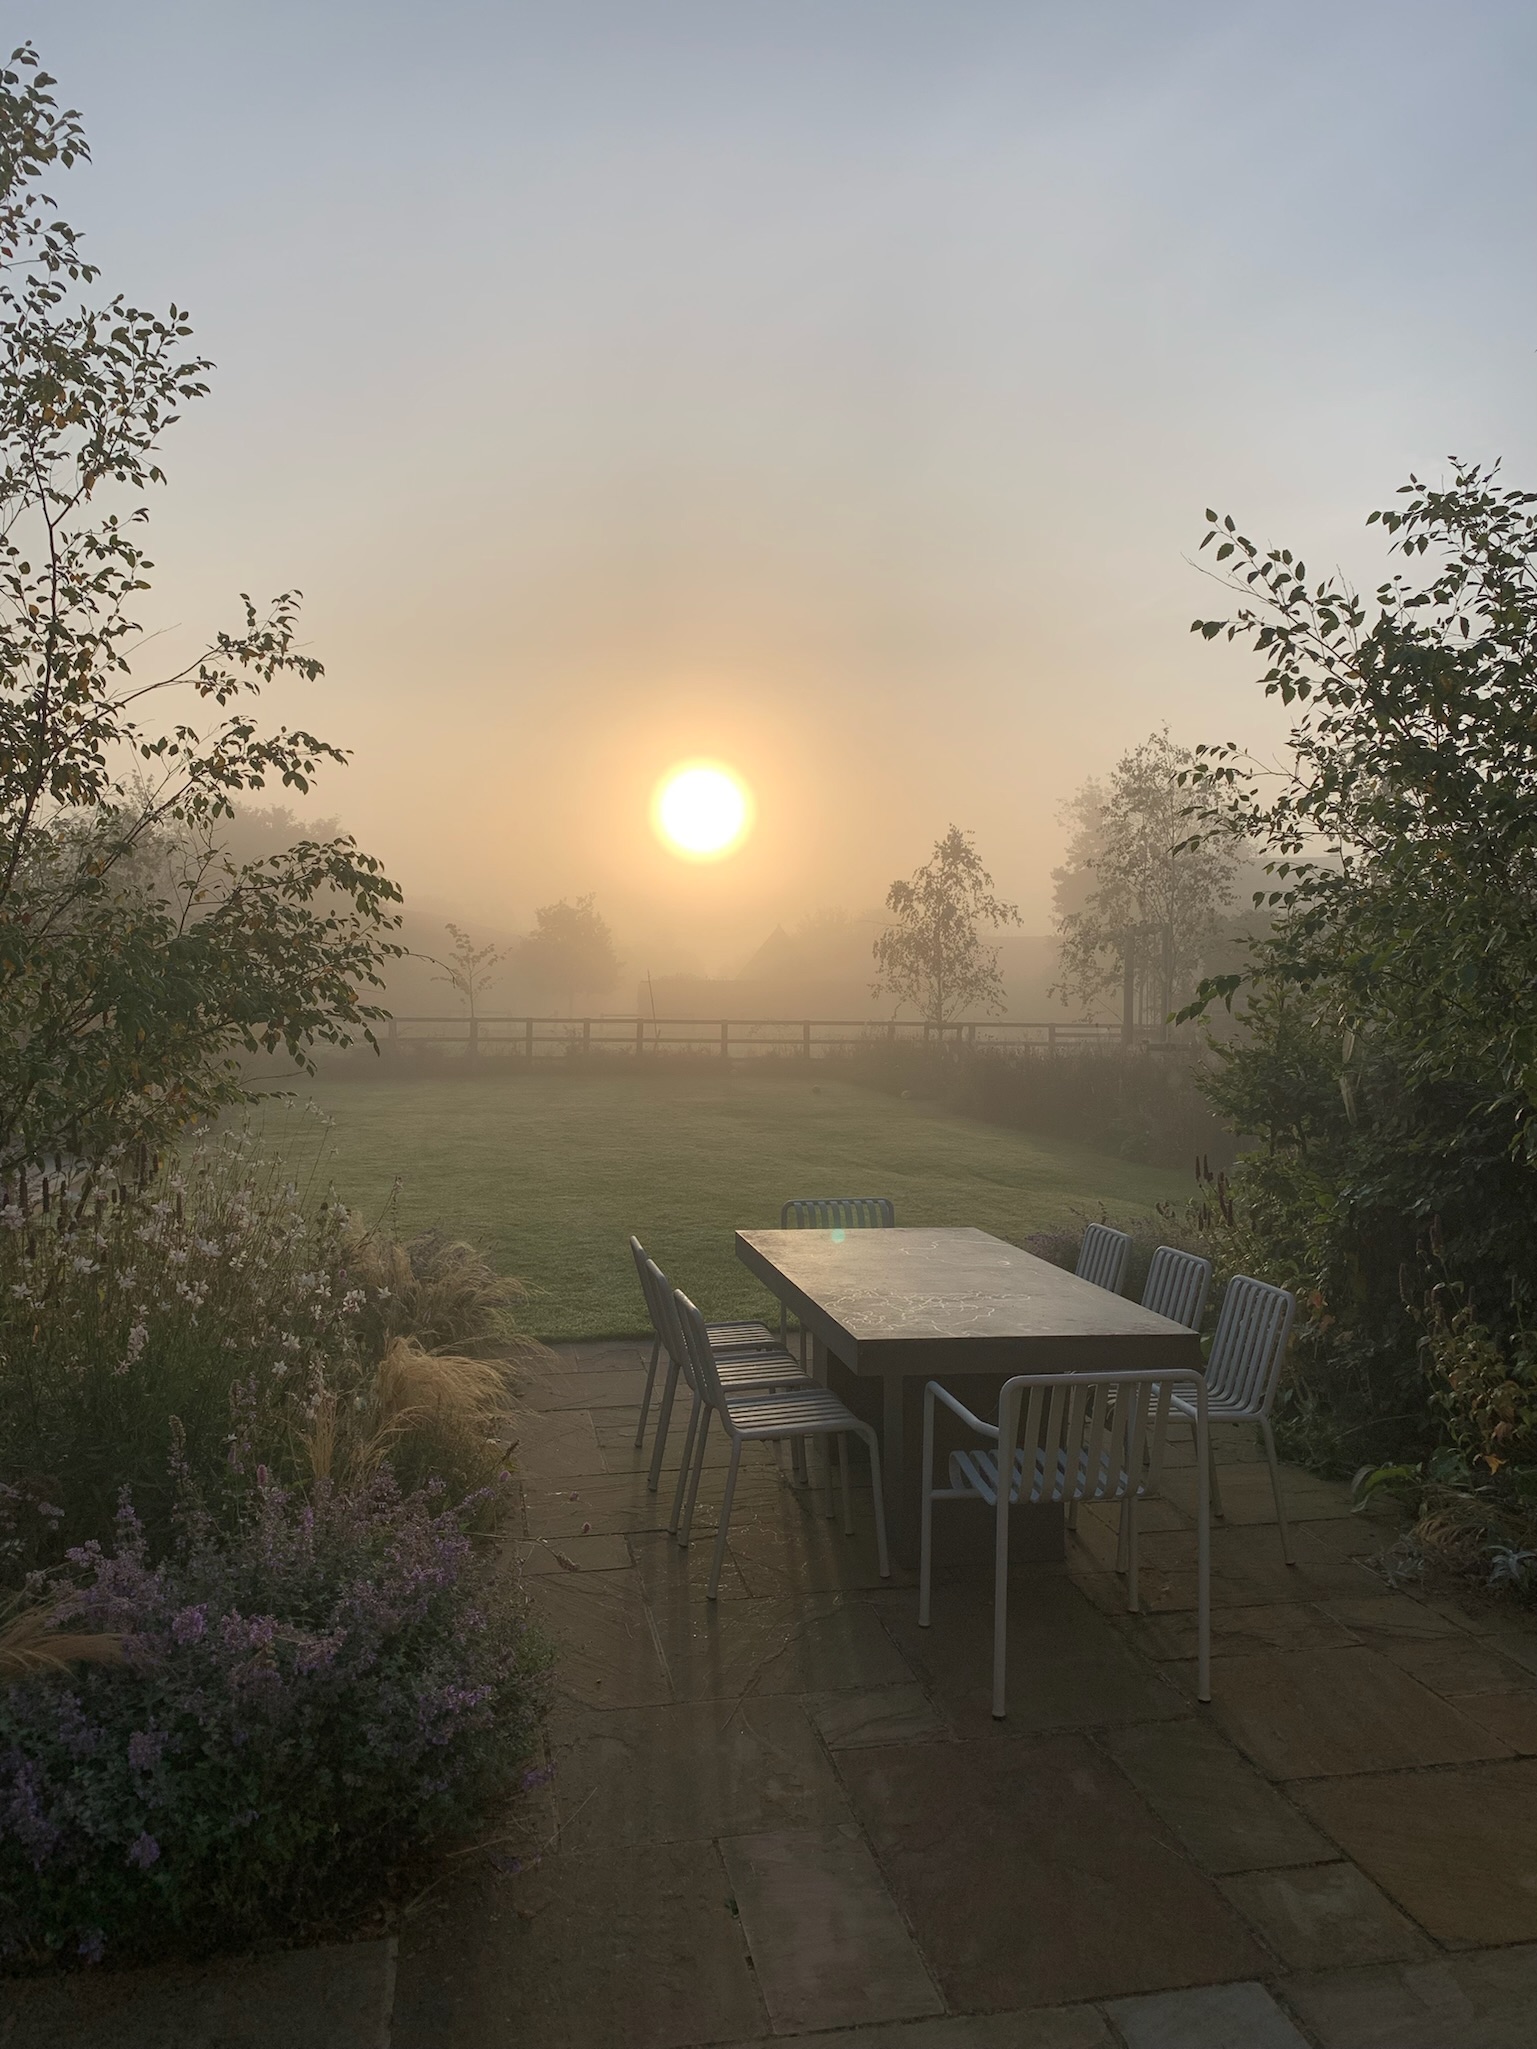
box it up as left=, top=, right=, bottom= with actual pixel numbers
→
left=630, top=1235, right=690, bottom=1368
left=991, top=1368, right=1206, bottom=1508
left=1206, top=1274, right=1296, bottom=1416
left=1141, top=1245, right=1212, bottom=1331
left=674, top=1288, right=726, bottom=1409
left=1076, top=1223, right=1132, bottom=1295
left=629, top=1234, right=664, bottom=1333
left=781, top=1196, right=895, bottom=1231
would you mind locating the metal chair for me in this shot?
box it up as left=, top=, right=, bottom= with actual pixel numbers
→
left=919, top=1366, right=1211, bottom=1713
left=674, top=1286, right=891, bottom=1599
left=628, top=1238, right=805, bottom=1495
left=1179, top=1274, right=1297, bottom=1565
left=1076, top=1221, right=1132, bottom=1294
left=778, top=1197, right=895, bottom=1351
left=1141, top=1245, right=1212, bottom=1330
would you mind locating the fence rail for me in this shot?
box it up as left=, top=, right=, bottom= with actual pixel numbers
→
left=367, top=1015, right=1125, bottom=1060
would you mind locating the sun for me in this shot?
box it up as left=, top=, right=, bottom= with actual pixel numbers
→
left=652, top=761, right=752, bottom=860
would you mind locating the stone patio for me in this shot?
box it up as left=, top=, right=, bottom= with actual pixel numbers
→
left=8, top=1334, right=1537, bottom=2048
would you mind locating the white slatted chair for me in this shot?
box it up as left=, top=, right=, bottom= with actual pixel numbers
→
left=674, top=1286, right=891, bottom=1598
left=1182, top=1274, right=1297, bottom=1565
left=1141, top=1245, right=1213, bottom=1329
left=1077, top=1222, right=1132, bottom=1294
left=920, top=1367, right=1211, bottom=1714
left=632, top=1234, right=778, bottom=1450
left=629, top=1239, right=807, bottom=1496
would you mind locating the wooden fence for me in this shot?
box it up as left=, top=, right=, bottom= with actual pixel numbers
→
left=370, top=1015, right=1124, bottom=1060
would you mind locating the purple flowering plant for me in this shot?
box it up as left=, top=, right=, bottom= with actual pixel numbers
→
left=0, top=1468, right=549, bottom=1965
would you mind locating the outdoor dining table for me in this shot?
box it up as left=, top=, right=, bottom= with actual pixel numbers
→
left=735, top=1225, right=1203, bottom=1569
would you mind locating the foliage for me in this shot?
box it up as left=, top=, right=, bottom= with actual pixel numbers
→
left=0, top=1474, right=549, bottom=1965
left=835, top=1039, right=1233, bottom=1169
left=1182, top=460, right=1537, bottom=1545
left=1053, top=731, right=1238, bottom=1030
left=0, top=46, right=402, bottom=1179
left=872, top=826, right=1020, bottom=1028
left=518, top=894, right=620, bottom=1013
left=431, top=923, right=505, bottom=1023
left=0, top=1125, right=521, bottom=1584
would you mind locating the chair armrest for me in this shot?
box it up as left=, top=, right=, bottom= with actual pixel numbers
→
left=923, top=1379, right=999, bottom=1441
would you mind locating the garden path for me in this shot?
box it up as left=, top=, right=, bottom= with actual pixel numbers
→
left=8, top=1337, right=1537, bottom=2047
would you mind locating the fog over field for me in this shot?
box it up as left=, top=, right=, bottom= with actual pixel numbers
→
left=37, top=0, right=1537, bottom=982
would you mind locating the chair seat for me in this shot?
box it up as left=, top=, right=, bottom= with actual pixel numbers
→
left=950, top=1444, right=1137, bottom=1508
left=707, top=1319, right=777, bottom=1349
left=715, top=1350, right=810, bottom=1391
left=722, top=1384, right=863, bottom=1438
left=1171, top=1387, right=1256, bottom=1422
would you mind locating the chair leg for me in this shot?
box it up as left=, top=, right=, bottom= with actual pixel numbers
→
left=668, top=1392, right=701, bottom=1533
left=1125, top=1494, right=1140, bottom=1614
left=647, top=1355, right=683, bottom=1494
left=708, top=1440, right=742, bottom=1600
left=1197, top=1414, right=1212, bottom=1702
left=634, top=1336, right=661, bottom=1448
left=1261, top=1416, right=1295, bottom=1566
left=679, top=1406, right=713, bottom=1548
left=918, top=1399, right=935, bottom=1626
left=1207, top=1423, right=1225, bottom=1522
left=837, top=1432, right=853, bottom=1536
left=861, top=1427, right=890, bottom=1579
left=1115, top=1498, right=1129, bottom=1576
left=992, top=1494, right=1011, bottom=1719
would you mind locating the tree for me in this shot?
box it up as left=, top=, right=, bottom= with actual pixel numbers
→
left=0, top=47, right=402, bottom=1174
left=872, top=826, right=1019, bottom=1028
left=1052, top=731, right=1237, bottom=1037
left=432, top=923, right=504, bottom=1032
left=519, top=895, right=619, bottom=1014
left=1182, top=461, right=1537, bottom=1472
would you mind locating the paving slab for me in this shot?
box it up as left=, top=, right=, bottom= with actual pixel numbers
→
left=1130, top=1600, right=1358, bottom=1663
left=1198, top=1646, right=1512, bottom=1778
left=1443, top=1686, right=1537, bottom=1751
left=1102, top=1980, right=1311, bottom=2048
left=521, top=1471, right=675, bottom=1539
left=807, top=1682, right=950, bottom=1750
left=721, top=1825, right=943, bottom=2033
left=877, top=1579, right=1187, bottom=1736
left=1379, top=1633, right=1537, bottom=1696
left=1286, top=1943, right=1537, bottom=2049
left=1313, top=1592, right=1477, bottom=1643
left=506, top=1402, right=608, bottom=1479
left=391, top=1838, right=763, bottom=2049
left=629, top=1524, right=755, bottom=1606
left=550, top=1696, right=852, bottom=1846
left=521, top=1365, right=649, bottom=1411
left=0, top=1939, right=395, bottom=2049
left=653, top=1593, right=915, bottom=1703
left=1294, top=1758, right=1537, bottom=1946
left=528, top=1565, right=673, bottom=1708
left=514, top=1530, right=634, bottom=1576
left=1217, top=1860, right=1431, bottom=1970
left=1100, top=1719, right=1335, bottom=1874
left=838, top=1732, right=1267, bottom=2009
left=716, top=2004, right=1115, bottom=2047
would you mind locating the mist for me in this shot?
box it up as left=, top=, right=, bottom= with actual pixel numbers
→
left=35, top=0, right=1537, bottom=980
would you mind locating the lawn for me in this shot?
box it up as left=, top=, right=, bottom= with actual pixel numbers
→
left=269, top=1069, right=1192, bottom=1339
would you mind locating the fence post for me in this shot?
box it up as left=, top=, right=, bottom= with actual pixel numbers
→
left=721, top=1020, right=729, bottom=1060
left=583, top=1018, right=591, bottom=1056
left=635, top=1018, right=644, bottom=1057
left=525, top=1019, right=534, bottom=1061
left=1048, top=1023, right=1057, bottom=1054
left=802, top=1021, right=812, bottom=1063
left=469, top=1016, right=479, bottom=1058
left=386, top=1017, right=397, bottom=1051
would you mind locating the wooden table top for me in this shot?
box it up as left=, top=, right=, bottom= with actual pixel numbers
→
left=735, top=1226, right=1202, bottom=1376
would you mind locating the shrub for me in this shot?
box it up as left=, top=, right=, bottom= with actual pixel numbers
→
left=1020, top=1202, right=1217, bottom=1327
left=0, top=1473, right=549, bottom=1966
left=0, top=1124, right=522, bottom=1582
left=831, top=1040, right=1234, bottom=1169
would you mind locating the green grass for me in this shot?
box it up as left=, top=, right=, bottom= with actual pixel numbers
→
left=273, top=1069, right=1192, bottom=1340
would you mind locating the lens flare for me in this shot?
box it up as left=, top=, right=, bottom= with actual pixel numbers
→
left=652, top=762, right=752, bottom=860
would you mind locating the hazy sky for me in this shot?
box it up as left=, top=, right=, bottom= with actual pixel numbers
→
left=33, top=1, right=1537, bottom=966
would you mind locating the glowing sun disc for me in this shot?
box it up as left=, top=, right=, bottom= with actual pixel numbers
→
left=653, top=762, right=752, bottom=859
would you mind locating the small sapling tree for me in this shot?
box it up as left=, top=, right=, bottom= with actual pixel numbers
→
left=872, top=825, right=1020, bottom=1029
